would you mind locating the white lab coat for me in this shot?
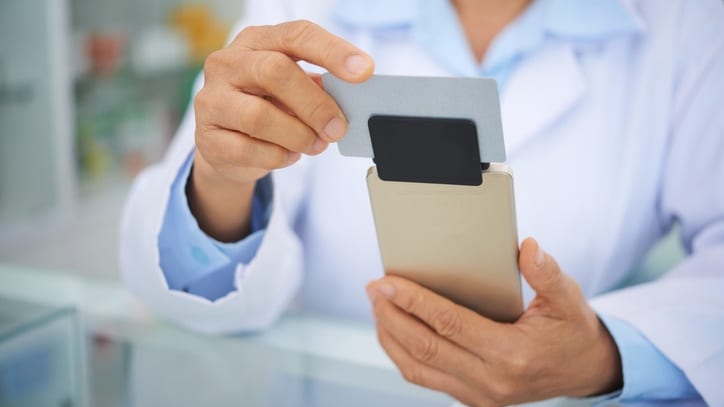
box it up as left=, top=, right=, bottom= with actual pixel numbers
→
left=120, top=0, right=724, bottom=404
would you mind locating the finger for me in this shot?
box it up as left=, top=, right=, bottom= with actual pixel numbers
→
left=368, top=276, right=504, bottom=354
left=518, top=238, right=567, bottom=300
left=196, top=127, right=299, bottom=171
left=308, top=72, right=324, bottom=88
left=264, top=95, right=330, bottom=153
left=265, top=95, right=296, bottom=117
left=199, top=88, right=326, bottom=155
left=266, top=72, right=324, bottom=116
left=233, top=20, right=374, bottom=82
left=368, top=289, right=486, bottom=381
left=376, top=325, right=490, bottom=407
left=223, top=50, right=348, bottom=142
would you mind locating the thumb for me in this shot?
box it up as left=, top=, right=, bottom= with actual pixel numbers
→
left=519, top=237, right=565, bottom=298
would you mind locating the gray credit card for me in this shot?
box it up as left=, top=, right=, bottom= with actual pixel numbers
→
left=322, top=74, right=506, bottom=163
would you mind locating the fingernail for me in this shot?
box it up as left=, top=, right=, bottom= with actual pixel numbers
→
left=535, top=245, right=546, bottom=269
left=323, top=117, right=346, bottom=141
left=288, top=151, right=301, bottom=164
left=378, top=283, right=395, bottom=299
left=313, top=138, right=328, bottom=153
left=345, top=54, right=371, bottom=76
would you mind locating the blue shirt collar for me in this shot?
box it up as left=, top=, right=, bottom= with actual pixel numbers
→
left=542, top=0, right=646, bottom=39
left=332, top=0, right=645, bottom=86
left=332, top=0, right=419, bottom=28
left=332, top=0, right=645, bottom=36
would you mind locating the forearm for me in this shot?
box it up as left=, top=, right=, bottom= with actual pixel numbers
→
left=188, top=151, right=256, bottom=242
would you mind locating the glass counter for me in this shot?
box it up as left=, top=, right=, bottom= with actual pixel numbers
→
left=0, top=265, right=592, bottom=407
left=0, top=298, right=85, bottom=407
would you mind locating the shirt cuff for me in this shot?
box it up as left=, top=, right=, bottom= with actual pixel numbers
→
left=591, top=314, right=699, bottom=405
left=157, top=151, right=273, bottom=300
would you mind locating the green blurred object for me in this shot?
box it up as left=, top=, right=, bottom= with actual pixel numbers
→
left=73, top=64, right=201, bottom=194
left=70, top=1, right=220, bottom=194
left=621, top=228, right=686, bottom=287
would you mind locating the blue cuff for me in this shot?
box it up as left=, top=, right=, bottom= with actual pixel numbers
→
left=593, top=315, right=699, bottom=404
left=157, top=152, right=273, bottom=301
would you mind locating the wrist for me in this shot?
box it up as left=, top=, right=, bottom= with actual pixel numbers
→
left=587, top=317, right=624, bottom=397
left=188, top=151, right=258, bottom=242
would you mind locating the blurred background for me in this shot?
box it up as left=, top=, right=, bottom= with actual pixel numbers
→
left=0, top=0, right=684, bottom=282
left=0, top=0, right=244, bottom=278
left=0, top=2, right=689, bottom=406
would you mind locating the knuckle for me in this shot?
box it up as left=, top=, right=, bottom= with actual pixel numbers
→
left=400, top=364, right=425, bottom=386
left=288, top=129, right=316, bottom=154
left=430, top=308, right=463, bottom=338
left=271, top=145, right=291, bottom=169
left=193, top=127, right=214, bottom=157
left=317, top=35, right=340, bottom=64
left=202, top=50, right=226, bottom=79
left=196, top=130, right=239, bottom=170
left=280, top=19, right=317, bottom=49
left=303, top=98, right=335, bottom=130
left=236, top=25, right=264, bottom=47
left=401, top=290, right=426, bottom=314
left=239, top=98, right=269, bottom=135
left=193, top=89, right=212, bottom=115
left=409, top=334, right=439, bottom=363
left=376, top=327, right=387, bottom=347
left=228, top=135, right=254, bottom=163
left=468, top=396, right=498, bottom=407
left=237, top=25, right=256, bottom=39
left=253, top=141, right=288, bottom=170
left=255, top=52, right=294, bottom=87
left=488, top=380, right=516, bottom=404
left=507, top=352, right=531, bottom=376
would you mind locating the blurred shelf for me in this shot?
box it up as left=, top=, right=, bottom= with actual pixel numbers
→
left=1, top=0, right=232, bottom=278
left=73, top=65, right=200, bottom=197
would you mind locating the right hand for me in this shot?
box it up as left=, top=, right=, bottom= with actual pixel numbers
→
left=193, top=19, right=375, bottom=186
left=188, top=20, right=374, bottom=241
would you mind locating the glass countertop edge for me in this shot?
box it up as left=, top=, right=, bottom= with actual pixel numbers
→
left=0, top=302, right=76, bottom=342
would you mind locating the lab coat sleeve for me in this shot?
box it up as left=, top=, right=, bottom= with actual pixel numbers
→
left=119, top=0, right=310, bottom=334
left=590, top=5, right=724, bottom=405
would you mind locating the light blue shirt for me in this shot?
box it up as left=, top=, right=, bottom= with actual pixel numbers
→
left=158, top=153, right=272, bottom=300
left=158, top=0, right=699, bottom=403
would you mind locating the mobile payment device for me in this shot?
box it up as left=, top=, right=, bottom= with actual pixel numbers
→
left=367, top=164, right=523, bottom=322
left=324, top=74, right=524, bottom=322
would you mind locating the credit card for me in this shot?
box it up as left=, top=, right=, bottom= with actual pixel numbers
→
left=322, top=74, right=506, bottom=163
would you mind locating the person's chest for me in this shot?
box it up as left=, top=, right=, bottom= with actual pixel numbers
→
left=289, top=17, right=675, bottom=319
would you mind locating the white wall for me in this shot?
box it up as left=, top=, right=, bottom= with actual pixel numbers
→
left=0, top=0, right=75, bottom=224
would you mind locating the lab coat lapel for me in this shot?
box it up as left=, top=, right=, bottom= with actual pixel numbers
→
left=501, top=42, right=585, bottom=155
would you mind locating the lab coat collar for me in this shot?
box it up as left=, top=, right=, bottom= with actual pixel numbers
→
left=496, top=0, right=645, bottom=154
left=331, top=0, right=645, bottom=154
left=499, top=41, right=585, bottom=155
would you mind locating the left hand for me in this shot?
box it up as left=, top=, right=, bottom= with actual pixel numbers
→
left=366, top=238, right=623, bottom=407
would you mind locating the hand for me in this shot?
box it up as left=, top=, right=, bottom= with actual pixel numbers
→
left=188, top=20, right=375, bottom=241
left=366, top=238, right=623, bottom=407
